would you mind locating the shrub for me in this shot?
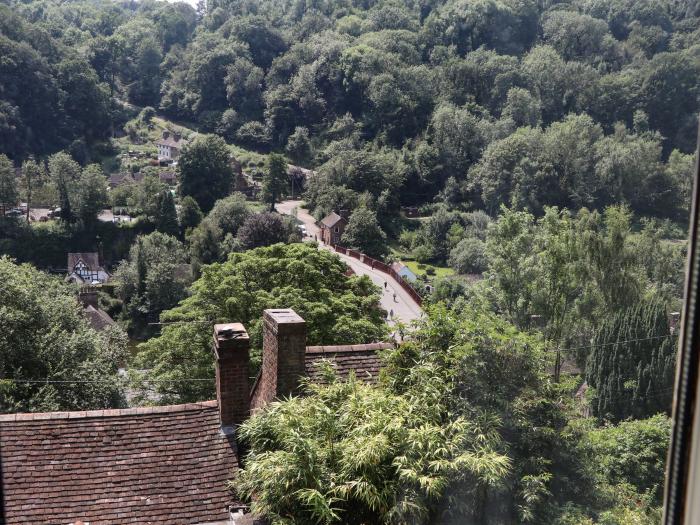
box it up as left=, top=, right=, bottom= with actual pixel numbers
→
left=448, top=237, right=488, bottom=274
left=414, top=245, right=433, bottom=263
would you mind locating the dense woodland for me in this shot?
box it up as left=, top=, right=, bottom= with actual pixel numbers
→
left=1, top=0, right=700, bottom=523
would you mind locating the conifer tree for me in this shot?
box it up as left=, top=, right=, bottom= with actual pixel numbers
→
left=586, top=297, right=677, bottom=421
left=154, top=190, right=179, bottom=236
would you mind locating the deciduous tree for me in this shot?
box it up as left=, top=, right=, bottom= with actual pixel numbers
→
left=178, top=134, right=233, bottom=212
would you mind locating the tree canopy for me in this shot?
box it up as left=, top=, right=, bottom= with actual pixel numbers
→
left=131, top=242, right=387, bottom=403
left=0, top=256, right=125, bottom=412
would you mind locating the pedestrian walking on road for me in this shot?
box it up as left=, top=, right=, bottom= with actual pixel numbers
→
left=384, top=281, right=387, bottom=290
left=389, top=309, right=394, bottom=319
left=393, top=292, right=396, bottom=302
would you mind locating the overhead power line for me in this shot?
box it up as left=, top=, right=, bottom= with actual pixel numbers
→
left=4, top=378, right=213, bottom=384
left=549, top=334, right=674, bottom=354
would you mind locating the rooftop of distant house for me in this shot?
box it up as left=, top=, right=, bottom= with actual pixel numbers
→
left=66, top=252, right=110, bottom=285
left=319, top=211, right=346, bottom=229
left=0, top=309, right=392, bottom=524
left=67, top=252, right=101, bottom=271
left=156, top=130, right=188, bottom=149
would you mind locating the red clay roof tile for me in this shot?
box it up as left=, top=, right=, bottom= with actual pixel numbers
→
left=0, top=401, right=240, bottom=524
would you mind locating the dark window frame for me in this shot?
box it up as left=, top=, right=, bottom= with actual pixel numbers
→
left=664, top=121, right=700, bottom=524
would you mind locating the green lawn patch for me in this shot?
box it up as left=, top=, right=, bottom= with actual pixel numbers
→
left=404, top=260, right=455, bottom=279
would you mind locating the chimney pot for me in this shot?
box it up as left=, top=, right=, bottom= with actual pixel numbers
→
left=213, top=323, right=250, bottom=430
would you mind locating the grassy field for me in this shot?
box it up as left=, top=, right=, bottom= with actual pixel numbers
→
left=404, top=260, right=455, bottom=279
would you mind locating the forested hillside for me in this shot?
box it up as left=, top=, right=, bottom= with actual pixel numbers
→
left=2, top=0, right=699, bottom=218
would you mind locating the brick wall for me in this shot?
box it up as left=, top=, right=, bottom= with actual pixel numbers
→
left=333, top=246, right=423, bottom=307
left=213, top=323, right=250, bottom=429
left=256, top=309, right=307, bottom=408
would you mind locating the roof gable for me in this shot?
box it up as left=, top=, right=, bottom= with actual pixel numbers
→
left=68, top=252, right=100, bottom=271
left=156, top=136, right=187, bottom=149
left=83, top=304, right=116, bottom=331
left=320, top=212, right=345, bottom=228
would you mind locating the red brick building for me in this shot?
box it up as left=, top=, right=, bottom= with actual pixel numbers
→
left=0, top=309, right=390, bottom=524
left=318, top=211, right=348, bottom=245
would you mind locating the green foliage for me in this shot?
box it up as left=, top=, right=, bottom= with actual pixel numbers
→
left=448, top=237, right=488, bottom=274
left=341, top=206, right=388, bottom=258
left=48, top=152, right=81, bottom=222
left=397, top=305, right=596, bottom=522
left=236, top=211, right=300, bottom=250
left=285, top=126, right=312, bottom=163
left=178, top=195, right=203, bottom=235
left=178, top=134, right=233, bottom=212
left=154, top=190, right=178, bottom=237
left=113, top=231, right=192, bottom=335
left=586, top=297, right=677, bottom=422
left=75, top=164, right=109, bottom=226
left=187, top=192, right=253, bottom=266
left=235, top=371, right=510, bottom=525
left=132, top=243, right=387, bottom=403
left=482, top=205, right=683, bottom=364
left=0, top=256, right=125, bottom=412
left=583, top=415, right=671, bottom=503
left=0, top=154, right=18, bottom=210
left=263, top=153, right=289, bottom=211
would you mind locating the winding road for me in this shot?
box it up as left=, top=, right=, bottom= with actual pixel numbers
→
left=277, top=200, right=423, bottom=329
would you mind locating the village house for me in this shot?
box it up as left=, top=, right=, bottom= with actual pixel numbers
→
left=159, top=170, right=177, bottom=186
left=0, top=309, right=391, bottom=524
left=107, top=172, right=140, bottom=188
left=65, top=252, right=110, bottom=284
left=78, top=288, right=116, bottom=332
left=318, top=211, right=348, bottom=245
left=156, top=130, right=187, bottom=161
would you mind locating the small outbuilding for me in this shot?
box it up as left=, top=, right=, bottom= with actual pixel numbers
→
left=318, top=211, right=348, bottom=245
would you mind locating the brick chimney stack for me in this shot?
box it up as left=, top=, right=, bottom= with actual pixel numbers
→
left=259, top=309, right=307, bottom=405
left=213, top=323, right=250, bottom=432
left=78, top=290, right=98, bottom=309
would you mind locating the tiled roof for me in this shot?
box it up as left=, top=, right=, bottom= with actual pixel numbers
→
left=305, top=343, right=393, bottom=384
left=156, top=135, right=187, bottom=149
left=67, top=252, right=100, bottom=271
left=108, top=172, right=134, bottom=185
left=319, top=212, right=344, bottom=228
left=0, top=401, right=241, bottom=524
left=83, top=304, right=116, bottom=331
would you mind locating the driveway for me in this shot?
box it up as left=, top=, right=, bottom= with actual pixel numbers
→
left=277, top=200, right=423, bottom=330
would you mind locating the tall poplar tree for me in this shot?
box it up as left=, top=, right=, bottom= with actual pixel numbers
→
left=586, top=297, right=677, bottom=422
